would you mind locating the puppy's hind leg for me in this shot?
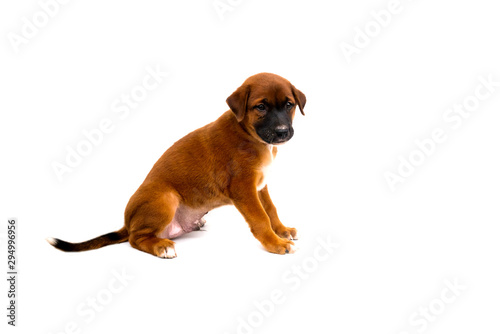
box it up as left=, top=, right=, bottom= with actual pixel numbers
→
left=127, top=191, right=179, bottom=259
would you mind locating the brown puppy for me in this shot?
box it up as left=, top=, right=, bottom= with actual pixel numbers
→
left=48, top=73, right=306, bottom=258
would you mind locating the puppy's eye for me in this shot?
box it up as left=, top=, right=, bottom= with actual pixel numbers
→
left=255, top=104, right=266, bottom=112
left=286, top=101, right=294, bottom=110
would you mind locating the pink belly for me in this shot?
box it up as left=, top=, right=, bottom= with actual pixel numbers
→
left=158, top=205, right=207, bottom=239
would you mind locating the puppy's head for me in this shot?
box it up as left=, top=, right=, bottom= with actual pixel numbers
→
left=226, top=73, right=306, bottom=145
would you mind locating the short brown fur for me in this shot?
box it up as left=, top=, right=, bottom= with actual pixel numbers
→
left=48, top=73, right=306, bottom=258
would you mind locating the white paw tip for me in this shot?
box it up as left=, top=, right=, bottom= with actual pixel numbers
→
left=166, top=247, right=177, bottom=259
left=159, top=246, right=177, bottom=259
left=289, top=244, right=298, bottom=254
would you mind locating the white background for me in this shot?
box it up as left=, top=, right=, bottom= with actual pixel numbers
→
left=1, top=0, right=500, bottom=333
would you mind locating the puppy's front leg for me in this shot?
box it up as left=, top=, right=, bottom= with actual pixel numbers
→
left=231, top=189, right=295, bottom=254
left=258, top=185, right=298, bottom=240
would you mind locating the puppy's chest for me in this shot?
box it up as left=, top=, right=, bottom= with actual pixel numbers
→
left=256, top=146, right=276, bottom=191
left=256, top=164, right=272, bottom=191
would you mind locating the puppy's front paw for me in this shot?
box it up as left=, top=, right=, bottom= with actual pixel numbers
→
left=276, top=227, right=298, bottom=240
left=263, top=237, right=296, bottom=255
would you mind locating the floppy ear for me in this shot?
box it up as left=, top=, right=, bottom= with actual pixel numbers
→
left=226, top=85, right=249, bottom=122
left=291, top=85, right=306, bottom=115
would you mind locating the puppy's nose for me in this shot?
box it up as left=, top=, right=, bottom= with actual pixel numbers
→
left=275, top=125, right=289, bottom=139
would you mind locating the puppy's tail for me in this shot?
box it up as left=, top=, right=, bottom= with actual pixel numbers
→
left=47, top=226, right=129, bottom=252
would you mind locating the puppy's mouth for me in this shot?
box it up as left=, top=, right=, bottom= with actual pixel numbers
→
left=257, top=127, right=294, bottom=145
